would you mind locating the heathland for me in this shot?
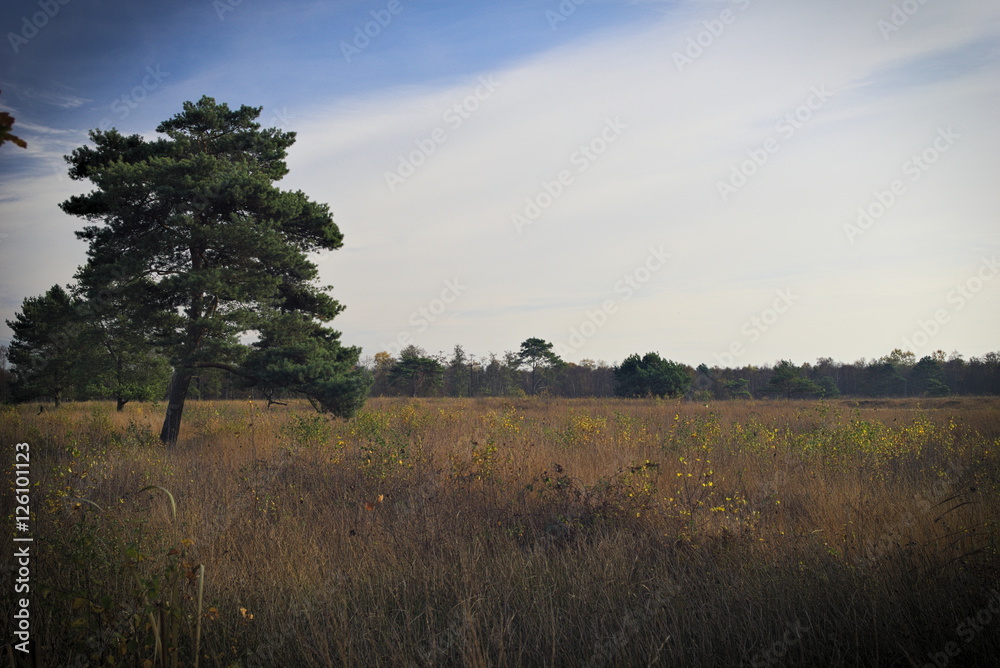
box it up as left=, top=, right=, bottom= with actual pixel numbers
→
left=2, top=397, right=998, bottom=666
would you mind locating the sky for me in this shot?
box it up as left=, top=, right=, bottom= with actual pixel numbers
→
left=1, top=0, right=998, bottom=369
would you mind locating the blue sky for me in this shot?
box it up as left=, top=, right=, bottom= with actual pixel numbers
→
left=2, top=0, right=999, bottom=368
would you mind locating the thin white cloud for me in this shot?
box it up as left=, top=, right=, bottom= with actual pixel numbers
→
left=281, top=0, right=1000, bottom=364
left=14, top=85, right=90, bottom=109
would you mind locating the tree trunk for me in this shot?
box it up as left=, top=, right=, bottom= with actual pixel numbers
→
left=160, top=369, right=193, bottom=445
left=116, top=397, right=128, bottom=412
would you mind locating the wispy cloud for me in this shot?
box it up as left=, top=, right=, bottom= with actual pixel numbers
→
left=14, top=85, right=89, bottom=109
left=282, top=1, right=1000, bottom=362
left=1, top=0, right=998, bottom=364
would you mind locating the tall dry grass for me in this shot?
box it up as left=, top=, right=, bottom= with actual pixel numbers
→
left=2, top=397, right=998, bottom=666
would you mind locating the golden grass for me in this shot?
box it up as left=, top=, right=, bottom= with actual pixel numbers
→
left=2, top=396, right=999, bottom=666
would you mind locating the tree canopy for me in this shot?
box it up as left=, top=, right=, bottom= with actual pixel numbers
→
left=614, top=352, right=691, bottom=398
left=762, top=360, right=822, bottom=399
left=5, top=285, right=79, bottom=406
left=60, top=96, right=369, bottom=442
left=387, top=345, right=444, bottom=397
left=517, top=337, right=565, bottom=395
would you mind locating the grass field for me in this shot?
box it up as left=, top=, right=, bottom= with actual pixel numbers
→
left=3, top=397, right=999, bottom=667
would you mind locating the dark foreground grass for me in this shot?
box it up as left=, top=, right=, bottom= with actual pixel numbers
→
left=2, top=397, right=999, bottom=667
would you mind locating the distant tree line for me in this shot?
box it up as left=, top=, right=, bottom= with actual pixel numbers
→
left=5, top=324, right=999, bottom=405
left=355, top=343, right=1000, bottom=400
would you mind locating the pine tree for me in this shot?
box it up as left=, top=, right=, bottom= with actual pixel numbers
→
left=61, top=97, right=369, bottom=443
left=5, top=285, right=80, bottom=406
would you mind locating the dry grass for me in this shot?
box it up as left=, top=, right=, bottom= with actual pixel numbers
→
left=2, top=396, right=999, bottom=667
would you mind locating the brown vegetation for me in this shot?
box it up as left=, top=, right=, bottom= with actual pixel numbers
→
left=2, top=397, right=999, bottom=666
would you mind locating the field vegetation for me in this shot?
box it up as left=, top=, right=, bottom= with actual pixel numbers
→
left=3, top=396, right=999, bottom=666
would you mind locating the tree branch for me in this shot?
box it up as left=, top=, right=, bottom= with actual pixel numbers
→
left=189, top=361, right=255, bottom=381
